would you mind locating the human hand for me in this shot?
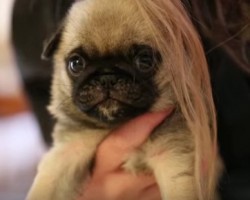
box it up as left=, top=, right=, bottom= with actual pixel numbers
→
left=77, top=110, right=173, bottom=200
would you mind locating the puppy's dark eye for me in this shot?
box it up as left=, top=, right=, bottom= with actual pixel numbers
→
left=131, top=45, right=159, bottom=73
left=135, top=50, right=154, bottom=72
left=68, top=54, right=86, bottom=76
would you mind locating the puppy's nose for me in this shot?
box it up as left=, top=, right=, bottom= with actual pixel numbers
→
left=99, top=75, right=118, bottom=88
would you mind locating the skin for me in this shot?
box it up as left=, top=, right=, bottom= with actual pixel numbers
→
left=77, top=110, right=173, bottom=200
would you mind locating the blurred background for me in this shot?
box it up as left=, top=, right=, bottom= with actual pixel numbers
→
left=0, top=1, right=46, bottom=199
left=1, top=0, right=249, bottom=200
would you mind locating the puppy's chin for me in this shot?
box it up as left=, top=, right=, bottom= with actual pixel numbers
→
left=78, top=98, right=150, bottom=124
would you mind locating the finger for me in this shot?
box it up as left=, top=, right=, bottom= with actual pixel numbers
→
left=84, top=172, right=157, bottom=200
left=138, top=184, right=162, bottom=200
left=95, top=107, right=174, bottom=175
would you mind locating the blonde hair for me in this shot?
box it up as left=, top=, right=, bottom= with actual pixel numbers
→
left=134, top=0, right=218, bottom=199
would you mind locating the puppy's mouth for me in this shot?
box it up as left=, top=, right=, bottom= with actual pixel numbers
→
left=74, top=72, right=157, bottom=123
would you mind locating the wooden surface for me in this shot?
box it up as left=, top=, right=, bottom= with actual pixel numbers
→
left=0, top=94, right=29, bottom=116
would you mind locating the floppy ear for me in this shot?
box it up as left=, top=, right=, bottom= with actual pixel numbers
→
left=41, top=26, right=63, bottom=61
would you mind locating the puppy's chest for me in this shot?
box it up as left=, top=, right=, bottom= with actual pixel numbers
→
left=55, top=112, right=193, bottom=175
left=123, top=120, right=193, bottom=174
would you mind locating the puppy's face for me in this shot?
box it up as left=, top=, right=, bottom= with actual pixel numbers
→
left=47, top=0, right=173, bottom=126
left=65, top=44, right=161, bottom=123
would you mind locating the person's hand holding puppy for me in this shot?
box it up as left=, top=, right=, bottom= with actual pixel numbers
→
left=78, top=111, right=171, bottom=200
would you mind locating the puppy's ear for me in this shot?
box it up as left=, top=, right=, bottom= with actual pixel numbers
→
left=41, top=26, right=63, bottom=61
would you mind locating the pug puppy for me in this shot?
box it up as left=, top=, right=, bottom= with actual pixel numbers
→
left=27, top=0, right=222, bottom=200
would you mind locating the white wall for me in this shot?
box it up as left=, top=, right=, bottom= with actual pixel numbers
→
left=0, top=0, right=22, bottom=96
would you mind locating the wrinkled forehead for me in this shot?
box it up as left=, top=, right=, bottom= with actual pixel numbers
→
left=61, top=0, right=153, bottom=56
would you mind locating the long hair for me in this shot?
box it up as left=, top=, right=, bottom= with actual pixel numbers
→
left=134, top=0, right=218, bottom=199
left=189, top=0, right=250, bottom=73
